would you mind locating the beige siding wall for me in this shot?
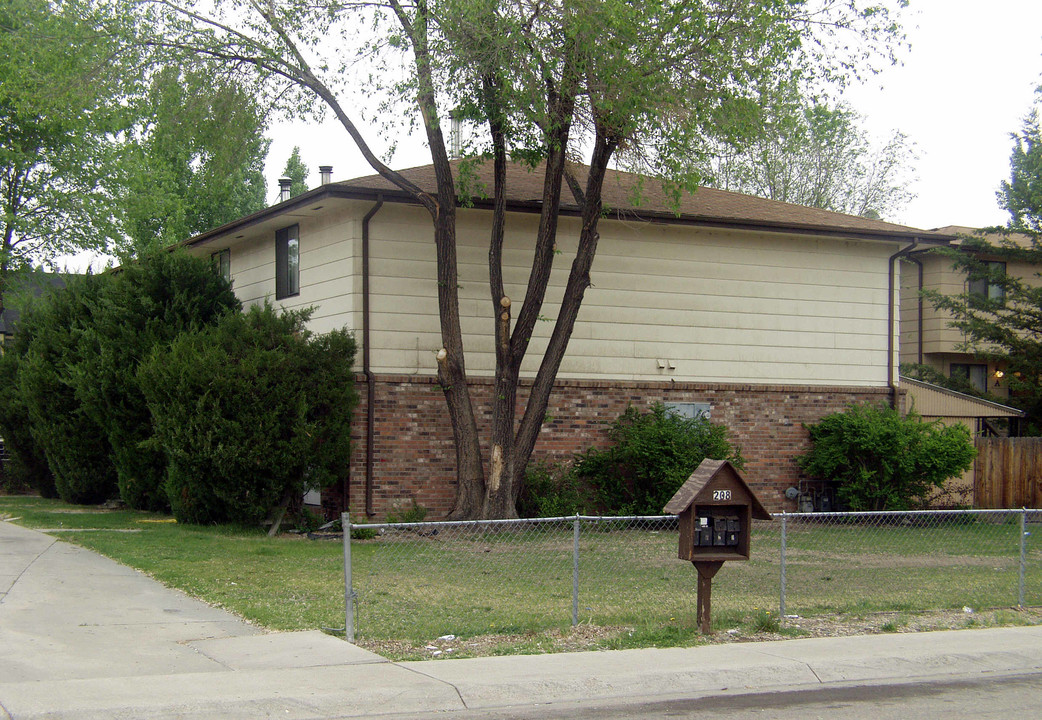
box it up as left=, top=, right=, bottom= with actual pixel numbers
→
left=368, top=205, right=893, bottom=385
left=195, top=200, right=896, bottom=387
left=197, top=202, right=361, bottom=335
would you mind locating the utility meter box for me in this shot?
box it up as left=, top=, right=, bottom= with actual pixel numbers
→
left=663, top=459, right=772, bottom=562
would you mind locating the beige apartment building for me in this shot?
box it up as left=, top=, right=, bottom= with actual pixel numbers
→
left=183, top=161, right=951, bottom=518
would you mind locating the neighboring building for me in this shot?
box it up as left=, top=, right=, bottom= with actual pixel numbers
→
left=900, top=226, right=1040, bottom=403
left=0, top=273, right=67, bottom=352
left=182, top=161, right=951, bottom=518
left=900, top=376, right=1024, bottom=506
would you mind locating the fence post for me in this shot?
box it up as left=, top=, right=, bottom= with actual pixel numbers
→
left=342, top=512, right=355, bottom=642
left=779, top=513, right=787, bottom=619
left=572, top=516, right=580, bottom=626
left=1020, top=508, right=1027, bottom=610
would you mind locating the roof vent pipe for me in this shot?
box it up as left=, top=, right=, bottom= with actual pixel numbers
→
left=278, top=177, right=292, bottom=202
left=319, top=166, right=333, bottom=185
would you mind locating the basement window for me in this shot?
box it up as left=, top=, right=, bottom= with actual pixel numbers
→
left=666, top=402, right=711, bottom=420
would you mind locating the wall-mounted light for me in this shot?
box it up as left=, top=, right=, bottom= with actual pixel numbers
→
left=995, top=369, right=1005, bottom=387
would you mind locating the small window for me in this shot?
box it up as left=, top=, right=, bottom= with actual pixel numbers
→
left=275, top=225, right=299, bottom=299
left=211, top=248, right=230, bottom=282
left=666, top=402, right=711, bottom=420
left=968, top=261, right=1005, bottom=304
left=950, top=363, right=988, bottom=393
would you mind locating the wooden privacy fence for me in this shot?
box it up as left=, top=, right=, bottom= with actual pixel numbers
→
left=975, top=437, right=1042, bottom=508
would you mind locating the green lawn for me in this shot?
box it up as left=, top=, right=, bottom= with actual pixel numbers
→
left=3, top=496, right=1040, bottom=660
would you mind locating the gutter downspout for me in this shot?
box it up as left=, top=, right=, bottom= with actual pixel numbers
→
left=905, top=250, right=928, bottom=365
left=362, top=196, right=384, bottom=517
left=888, top=239, right=920, bottom=409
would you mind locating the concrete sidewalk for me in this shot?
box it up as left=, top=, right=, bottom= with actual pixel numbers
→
left=3, top=520, right=1042, bottom=719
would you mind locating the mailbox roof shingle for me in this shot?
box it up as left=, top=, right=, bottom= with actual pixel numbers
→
left=663, top=459, right=771, bottom=520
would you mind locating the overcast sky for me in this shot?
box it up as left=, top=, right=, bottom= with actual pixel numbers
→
left=264, top=0, right=1042, bottom=234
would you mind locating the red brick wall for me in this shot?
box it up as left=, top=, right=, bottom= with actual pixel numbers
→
left=324, top=374, right=898, bottom=519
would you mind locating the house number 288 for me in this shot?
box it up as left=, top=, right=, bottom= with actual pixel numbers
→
left=712, top=490, right=732, bottom=501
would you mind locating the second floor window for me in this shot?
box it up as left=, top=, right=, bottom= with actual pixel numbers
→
left=950, top=363, right=988, bottom=393
left=968, top=261, right=1005, bottom=304
left=211, top=248, right=230, bottom=282
left=275, top=225, right=299, bottom=299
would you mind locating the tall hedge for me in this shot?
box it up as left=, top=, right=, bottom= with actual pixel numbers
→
left=139, top=303, right=357, bottom=525
left=11, top=252, right=239, bottom=507
left=0, top=350, right=55, bottom=497
left=70, top=251, right=240, bottom=510
left=17, top=274, right=118, bottom=504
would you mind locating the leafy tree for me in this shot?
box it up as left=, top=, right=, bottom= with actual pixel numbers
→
left=799, top=403, right=976, bottom=511
left=923, top=91, right=1042, bottom=430
left=707, top=91, right=916, bottom=219
left=1001, top=106, right=1042, bottom=234
left=0, top=0, right=132, bottom=314
left=121, top=67, right=269, bottom=253
left=280, top=146, right=309, bottom=199
left=139, top=304, right=357, bottom=525
left=141, top=0, right=907, bottom=518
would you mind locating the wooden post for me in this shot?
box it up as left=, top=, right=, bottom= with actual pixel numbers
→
left=693, top=561, right=723, bottom=634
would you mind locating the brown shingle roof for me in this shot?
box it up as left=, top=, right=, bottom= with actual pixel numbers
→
left=340, top=160, right=948, bottom=242
left=184, top=159, right=952, bottom=247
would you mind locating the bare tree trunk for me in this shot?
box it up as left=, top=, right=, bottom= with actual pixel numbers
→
left=510, top=132, right=619, bottom=501
left=482, top=80, right=576, bottom=518
left=483, top=85, right=517, bottom=519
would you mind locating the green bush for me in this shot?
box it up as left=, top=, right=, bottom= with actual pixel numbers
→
left=517, top=461, right=595, bottom=518
left=72, top=251, right=239, bottom=511
left=573, top=403, right=744, bottom=515
left=7, top=253, right=239, bottom=508
left=0, top=351, right=55, bottom=497
left=16, top=274, right=118, bottom=504
left=139, top=303, right=357, bottom=525
left=798, top=403, right=977, bottom=511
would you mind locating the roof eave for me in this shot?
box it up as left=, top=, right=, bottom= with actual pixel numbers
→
left=900, top=375, right=1026, bottom=417
left=181, top=184, right=955, bottom=248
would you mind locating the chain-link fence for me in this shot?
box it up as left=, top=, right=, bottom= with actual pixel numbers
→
left=343, top=509, right=1041, bottom=643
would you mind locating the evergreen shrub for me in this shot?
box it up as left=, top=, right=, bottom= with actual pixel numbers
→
left=16, top=274, right=117, bottom=504
left=0, top=351, right=55, bottom=497
left=72, top=251, right=239, bottom=510
left=139, top=303, right=357, bottom=525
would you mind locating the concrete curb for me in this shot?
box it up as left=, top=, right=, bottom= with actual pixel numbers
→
left=400, top=625, right=1042, bottom=712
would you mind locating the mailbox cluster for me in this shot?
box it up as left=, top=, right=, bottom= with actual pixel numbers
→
left=663, top=458, right=773, bottom=634
left=694, top=513, right=741, bottom=549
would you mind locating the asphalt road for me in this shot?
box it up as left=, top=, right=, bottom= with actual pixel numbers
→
left=372, top=671, right=1042, bottom=720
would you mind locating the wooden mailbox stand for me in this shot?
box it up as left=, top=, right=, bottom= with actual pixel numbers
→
left=663, top=459, right=772, bottom=634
